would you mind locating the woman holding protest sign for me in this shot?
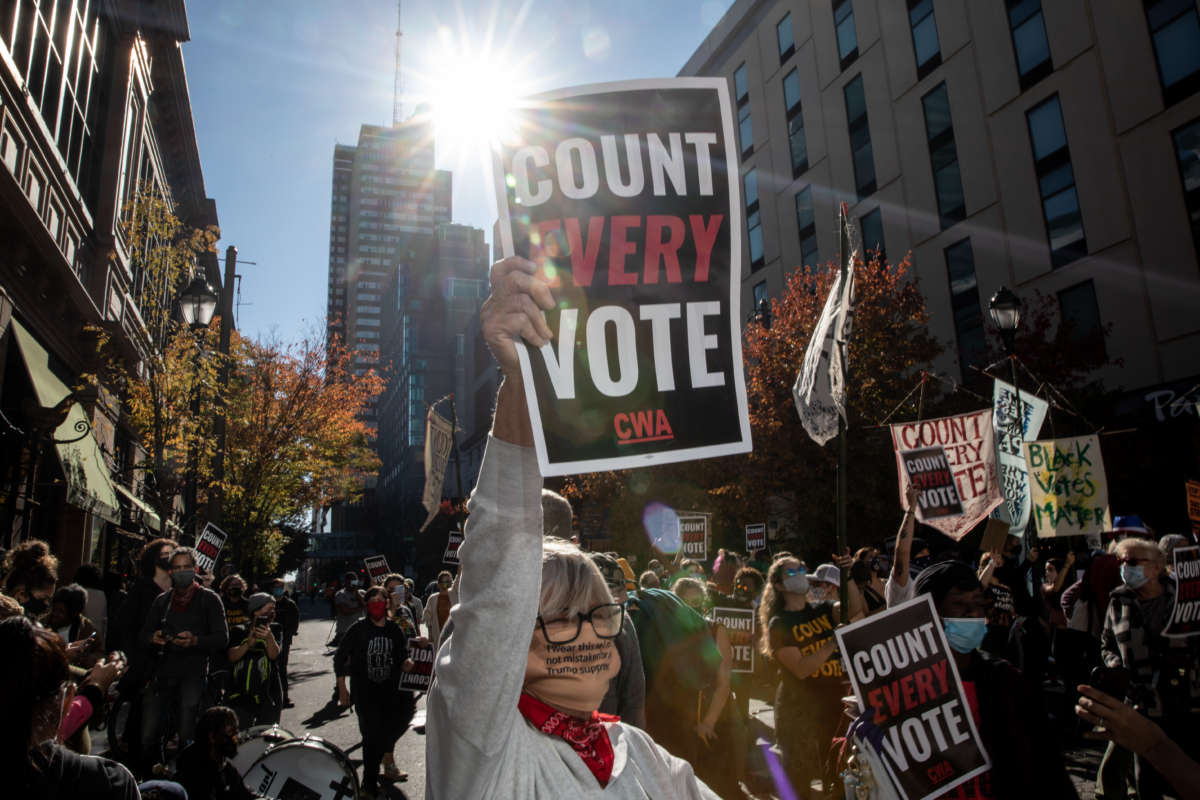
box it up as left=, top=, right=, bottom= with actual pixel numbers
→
left=425, top=256, right=717, bottom=798
left=760, top=556, right=847, bottom=798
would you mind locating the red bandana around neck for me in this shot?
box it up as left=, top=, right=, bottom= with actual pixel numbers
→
left=517, top=692, right=619, bottom=787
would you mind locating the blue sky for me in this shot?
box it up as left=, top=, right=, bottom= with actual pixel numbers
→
left=184, top=0, right=735, bottom=342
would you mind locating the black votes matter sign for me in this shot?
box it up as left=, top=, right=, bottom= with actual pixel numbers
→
left=493, top=79, right=752, bottom=476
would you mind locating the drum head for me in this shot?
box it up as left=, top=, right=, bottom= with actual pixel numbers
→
left=245, top=736, right=358, bottom=800
left=232, top=725, right=296, bottom=777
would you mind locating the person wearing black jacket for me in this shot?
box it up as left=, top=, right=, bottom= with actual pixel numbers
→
left=335, top=585, right=414, bottom=796
left=1, top=616, right=140, bottom=799
left=138, top=546, right=229, bottom=770
left=270, top=579, right=300, bottom=707
left=174, top=705, right=260, bottom=800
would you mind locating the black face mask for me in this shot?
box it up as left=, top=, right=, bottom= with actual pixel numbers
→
left=22, top=596, right=49, bottom=618
left=228, top=588, right=243, bottom=600
left=156, top=556, right=171, bottom=572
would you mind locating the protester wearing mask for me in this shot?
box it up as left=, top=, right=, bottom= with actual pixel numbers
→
left=850, top=548, right=887, bottom=616
left=219, top=575, right=250, bottom=629
left=0, top=616, right=140, bottom=799
left=426, top=256, right=716, bottom=799
left=269, top=579, right=299, bottom=707
left=885, top=484, right=922, bottom=607
left=761, top=556, right=846, bottom=797
left=336, top=585, right=415, bottom=796
left=382, top=573, right=424, bottom=782
left=674, top=577, right=746, bottom=798
left=896, top=560, right=1077, bottom=798
left=727, top=566, right=766, bottom=720
left=45, top=583, right=100, bottom=667
left=422, top=569, right=456, bottom=645
left=592, top=552, right=647, bottom=729
left=138, top=546, right=229, bottom=771
left=331, top=571, right=364, bottom=647
left=3, top=537, right=58, bottom=621
left=174, top=705, right=260, bottom=800
left=226, top=593, right=283, bottom=728
left=403, top=577, right=424, bottom=628
left=1042, top=553, right=1073, bottom=629
left=1097, top=537, right=1200, bottom=799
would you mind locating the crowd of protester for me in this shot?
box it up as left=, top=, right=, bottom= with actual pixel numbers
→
left=2, top=254, right=1199, bottom=800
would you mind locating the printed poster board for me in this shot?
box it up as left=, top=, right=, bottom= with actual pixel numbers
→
left=493, top=78, right=752, bottom=476
left=195, top=523, right=227, bottom=574
left=421, top=410, right=455, bottom=530
left=745, top=522, right=767, bottom=552
left=1024, top=434, right=1111, bottom=538
left=400, top=640, right=436, bottom=691
left=891, top=410, right=1003, bottom=541
left=991, top=380, right=1049, bottom=535
left=679, top=513, right=709, bottom=561
left=1163, top=546, right=1200, bottom=638
left=836, top=594, right=991, bottom=800
left=899, top=446, right=964, bottom=521
left=364, top=555, right=390, bottom=585
left=443, top=527, right=464, bottom=566
left=711, top=606, right=755, bottom=673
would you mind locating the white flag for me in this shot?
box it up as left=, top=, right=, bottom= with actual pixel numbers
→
left=794, top=208, right=857, bottom=446
left=421, top=410, right=455, bottom=530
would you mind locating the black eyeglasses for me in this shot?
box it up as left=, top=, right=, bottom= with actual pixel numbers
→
left=537, top=602, right=625, bottom=644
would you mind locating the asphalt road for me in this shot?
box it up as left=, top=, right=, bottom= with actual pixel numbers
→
left=278, top=598, right=427, bottom=799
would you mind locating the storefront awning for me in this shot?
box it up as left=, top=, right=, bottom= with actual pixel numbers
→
left=10, top=320, right=120, bottom=524
left=114, top=482, right=162, bottom=532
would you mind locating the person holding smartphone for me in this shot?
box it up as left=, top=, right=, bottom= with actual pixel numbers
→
left=225, top=593, right=283, bottom=729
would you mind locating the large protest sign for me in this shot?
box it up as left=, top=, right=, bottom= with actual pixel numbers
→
left=493, top=78, right=752, bottom=476
left=711, top=607, right=755, bottom=673
left=899, top=446, right=963, bottom=521
left=745, top=522, right=767, bottom=552
left=364, top=555, right=390, bottom=585
left=421, top=410, right=455, bottom=530
left=443, top=526, right=464, bottom=566
left=991, top=379, right=1049, bottom=535
left=836, top=594, right=990, bottom=800
left=679, top=513, right=709, bottom=561
left=1163, top=546, right=1200, bottom=638
left=891, top=410, right=1002, bottom=540
left=195, top=523, right=228, bottom=573
left=1024, top=434, right=1111, bottom=538
left=1187, top=480, right=1200, bottom=538
left=400, top=640, right=436, bottom=692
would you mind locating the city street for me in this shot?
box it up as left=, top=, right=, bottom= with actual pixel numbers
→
left=278, top=598, right=427, bottom=799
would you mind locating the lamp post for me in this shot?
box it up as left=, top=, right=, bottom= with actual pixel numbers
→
left=989, top=286, right=1024, bottom=541
left=176, top=276, right=218, bottom=543
left=748, top=298, right=771, bottom=330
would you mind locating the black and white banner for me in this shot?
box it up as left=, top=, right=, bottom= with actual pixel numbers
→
left=195, top=523, right=227, bottom=574
left=711, top=606, right=755, bottom=673
left=494, top=79, right=751, bottom=476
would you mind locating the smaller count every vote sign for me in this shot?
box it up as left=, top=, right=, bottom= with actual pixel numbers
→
left=494, top=78, right=752, bottom=476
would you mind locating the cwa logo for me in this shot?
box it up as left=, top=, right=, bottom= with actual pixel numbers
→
left=613, top=409, right=674, bottom=444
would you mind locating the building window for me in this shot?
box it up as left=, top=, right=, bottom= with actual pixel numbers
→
left=1026, top=95, right=1086, bottom=266
left=783, top=69, right=808, bottom=177
left=745, top=169, right=764, bottom=268
left=753, top=281, right=768, bottom=312
left=922, top=83, right=965, bottom=229
left=944, top=238, right=986, bottom=374
left=735, top=63, right=753, bottom=157
left=777, top=13, right=795, bottom=62
left=834, top=0, right=859, bottom=70
left=1173, top=117, right=1200, bottom=263
left=860, top=208, right=885, bottom=261
left=1144, top=0, right=1200, bottom=105
left=908, top=0, right=941, bottom=79
left=795, top=186, right=819, bottom=268
left=844, top=75, right=875, bottom=197
left=1007, top=0, right=1052, bottom=88
left=1057, top=280, right=1106, bottom=361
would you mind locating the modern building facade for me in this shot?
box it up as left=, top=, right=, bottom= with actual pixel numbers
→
left=681, top=0, right=1200, bottom=530
left=681, top=0, right=1200, bottom=395
left=0, top=0, right=220, bottom=577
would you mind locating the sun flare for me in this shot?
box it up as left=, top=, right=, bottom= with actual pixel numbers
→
left=427, top=48, right=524, bottom=161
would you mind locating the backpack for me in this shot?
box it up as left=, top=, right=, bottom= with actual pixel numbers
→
left=228, top=624, right=280, bottom=707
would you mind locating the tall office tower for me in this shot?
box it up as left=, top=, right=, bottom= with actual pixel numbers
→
left=325, top=120, right=452, bottom=391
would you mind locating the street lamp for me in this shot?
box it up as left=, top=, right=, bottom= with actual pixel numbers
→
left=177, top=276, right=218, bottom=331
left=748, top=298, right=772, bottom=330
left=988, top=286, right=1021, bottom=355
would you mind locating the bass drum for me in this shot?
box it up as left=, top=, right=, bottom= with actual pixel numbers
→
left=244, top=735, right=359, bottom=800
left=232, top=724, right=296, bottom=778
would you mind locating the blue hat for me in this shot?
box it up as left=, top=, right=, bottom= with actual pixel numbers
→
left=1110, top=515, right=1150, bottom=535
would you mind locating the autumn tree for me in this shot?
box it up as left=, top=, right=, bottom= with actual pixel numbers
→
left=215, top=331, right=382, bottom=575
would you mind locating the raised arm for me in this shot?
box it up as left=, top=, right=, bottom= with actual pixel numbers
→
left=427, top=257, right=554, bottom=790
left=890, top=483, right=919, bottom=588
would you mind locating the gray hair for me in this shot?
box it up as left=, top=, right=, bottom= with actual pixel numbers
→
left=538, top=537, right=611, bottom=622
left=542, top=490, right=573, bottom=540
left=170, top=546, right=200, bottom=567
left=1159, top=534, right=1190, bottom=561
left=1115, top=537, right=1166, bottom=564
